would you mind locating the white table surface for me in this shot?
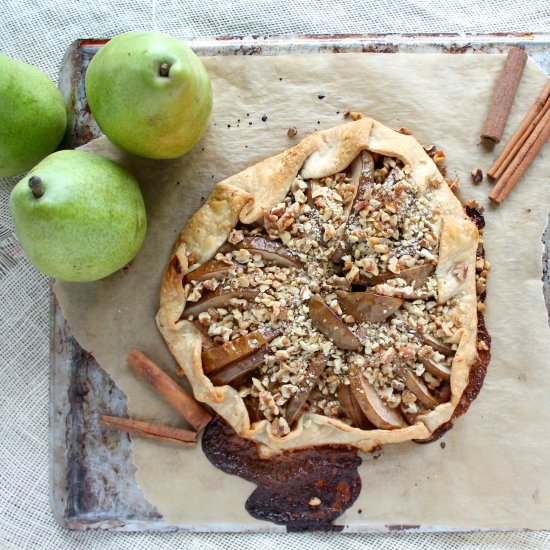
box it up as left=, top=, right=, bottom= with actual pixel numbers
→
left=1, top=1, right=549, bottom=548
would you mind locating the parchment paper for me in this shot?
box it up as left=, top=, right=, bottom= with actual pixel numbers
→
left=55, top=53, right=550, bottom=530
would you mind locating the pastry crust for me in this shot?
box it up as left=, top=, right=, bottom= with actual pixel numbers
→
left=156, top=117, right=480, bottom=454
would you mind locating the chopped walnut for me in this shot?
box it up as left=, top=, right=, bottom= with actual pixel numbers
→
left=197, top=312, right=211, bottom=325
left=228, top=229, right=245, bottom=244
left=271, top=416, right=291, bottom=437
left=234, top=249, right=251, bottom=263
left=402, top=389, right=417, bottom=405
left=258, top=390, right=279, bottom=421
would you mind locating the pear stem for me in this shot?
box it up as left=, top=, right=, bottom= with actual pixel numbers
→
left=28, top=176, right=44, bottom=199
left=159, top=62, right=170, bottom=77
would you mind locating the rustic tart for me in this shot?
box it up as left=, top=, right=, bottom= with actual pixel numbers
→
left=156, top=117, right=489, bottom=453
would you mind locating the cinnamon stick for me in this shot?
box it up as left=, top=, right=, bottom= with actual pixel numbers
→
left=127, top=349, right=212, bottom=432
left=101, top=415, right=197, bottom=447
left=488, top=105, right=550, bottom=204
left=488, top=80, right=550, bottom=179
left=480, top=47, right=528, bottom=143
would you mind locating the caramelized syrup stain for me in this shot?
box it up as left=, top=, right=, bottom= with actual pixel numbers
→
left=202, top=416, right=362, bottom=531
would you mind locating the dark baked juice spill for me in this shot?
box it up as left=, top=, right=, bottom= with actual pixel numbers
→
left=202, top=416, right=362, bottom=531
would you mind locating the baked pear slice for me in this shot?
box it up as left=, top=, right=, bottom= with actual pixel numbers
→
left=182, top=288, right=260, bottom=319
left=357, top=262, right=435, bottom=287
left=201, top=328, right=282, bottom=374
left=420, top=357, right=452, bottom=380
left=395, top=364, right=438, bottom=409
left=337, top=382, right=372, bottom=430
left=348, top=365, right=406, bottom=429
left=285, top=353, right=328, bottom=426
left=309, top=295, right=362, bottom=351
left=223, top=236, right=302, bottom=268
left=417, top=333, right=454, bottom=356
left=183, top=259, right=233, bottom=284
left=208, top=328, right=283, bottom=385
left=336, top=290, right=403, bottom=323
left=331, top=150, right=375, bottom=263
left=209, top=346, right=268, bottom=387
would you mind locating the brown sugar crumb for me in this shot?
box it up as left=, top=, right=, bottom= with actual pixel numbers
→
left=344, top=111, right=362, bottom=120
left=471, top=168, right=483, bottom=184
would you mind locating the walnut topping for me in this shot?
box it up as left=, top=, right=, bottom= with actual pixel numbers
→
left=192, top=147, right=472, bottom=431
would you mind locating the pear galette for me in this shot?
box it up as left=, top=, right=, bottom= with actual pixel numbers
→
left=156, top=117, right=487, bottom=453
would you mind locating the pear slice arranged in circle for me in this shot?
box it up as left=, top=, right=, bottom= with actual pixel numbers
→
left=184, top=259, right=233, bottom=284
left=357, top=262, right=435, bottom=287
left=209, top=347, right=269, bottom=387
left=336, top=290, right=403, bottom=323
left=337, top=382, right=372, bottom=430
left=395, top=364, right=438, bottom=409
left=182, top=288, right=260, bottom=318
left=349, top=365, right=407, bottom=429
left=420, top=357, right=452, bottom=380
left=285, top=353, right=328, bottom=427
left=222, top=236, right=302, bottom=268
left=309, top=295, right=362, bottom=351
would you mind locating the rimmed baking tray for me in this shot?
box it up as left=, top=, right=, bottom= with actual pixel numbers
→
left=51, top=33, right=550, bottom=531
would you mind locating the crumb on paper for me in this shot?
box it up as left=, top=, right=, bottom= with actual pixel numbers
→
left=396, top=127, right=413, bottom=135
left=471, top=168, right=483, bottom=184
left=344, top=111, right=362, bottom=120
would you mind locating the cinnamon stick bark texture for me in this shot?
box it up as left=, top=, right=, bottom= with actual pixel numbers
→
left=488, top=104, right=550, bottom=204
left=101, top=415, right=197, bottom=447
left=480, top=47, right=528, bottom=143
left=127, top=349, right=212, bottom=432
left=488, top=80, right=550, bottom=179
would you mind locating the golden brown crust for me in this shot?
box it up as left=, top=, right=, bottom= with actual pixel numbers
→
left=156, top=117, right=480, bottom=454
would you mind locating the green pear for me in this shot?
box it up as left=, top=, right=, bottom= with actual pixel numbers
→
left=0, top=53, right=67, bottom=177
left=10, top=150, right=147, bottom=282
left=85, top=31, right=212, bottom=159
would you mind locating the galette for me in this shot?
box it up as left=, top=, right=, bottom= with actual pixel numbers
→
left=156, top=117, right=489, bottom=453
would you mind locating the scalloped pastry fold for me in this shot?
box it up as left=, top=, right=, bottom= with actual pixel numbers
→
left=157, top=117, right=480, bottom=453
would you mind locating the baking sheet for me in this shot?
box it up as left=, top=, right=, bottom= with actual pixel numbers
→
left=54, top=48, right=550, bottom=530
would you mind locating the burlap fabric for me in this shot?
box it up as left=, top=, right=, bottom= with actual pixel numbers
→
left=1, top=1, right=549, bottom=548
